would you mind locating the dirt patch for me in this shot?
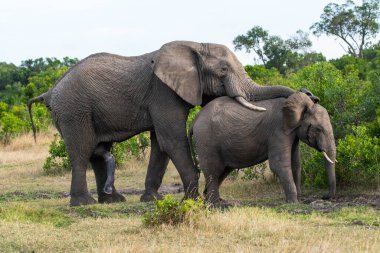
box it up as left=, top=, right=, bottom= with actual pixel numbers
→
left=300, top=194, right=380, bottom=212
left=240, top=194, right=380, bottom=213
left=1, top=186, right=378, bottom=214
left=115, top=183, right=184, bottom=196
left=0, top=183, right=184, bottom=202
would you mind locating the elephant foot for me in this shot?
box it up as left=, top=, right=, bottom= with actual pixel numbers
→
left=285, top=195, right=299, bottom=203
left=70, top=193, right=97, bottom=206
left=140, top=191, right=163, bottom=202
left=209, top=199, right=233, bottom=209
left=98, top=191, right=126, bottom=204
left=183, top=186, right=200, bottom=200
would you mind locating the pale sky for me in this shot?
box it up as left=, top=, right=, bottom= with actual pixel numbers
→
left=0, top=0, right=365, bottom=66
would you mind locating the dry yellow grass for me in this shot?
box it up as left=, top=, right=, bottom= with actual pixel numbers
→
left=1, top=207, right=379, bottom=253
left=0, top=131, right=379, bottom=253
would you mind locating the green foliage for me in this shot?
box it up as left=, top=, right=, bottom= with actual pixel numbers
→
left=43, top=132, right=150, bottom=175
left=0, top=57, right=77, bottom=145
left=244, top=65, right=290, bottom=86
left=43, top=134, right=71, bottom=175
left=142, top=195, right=208, bottom=226
left=0, top=62, right=23, bottom=90
left=290, top=62, right=376, bottom=138
left=336, top=126, right=380, bottom=186
left=300, top=143, right=328, bottom=188
left=187, top=106, right=201, bottom=130
left=112, top=133, right=150, bottom=166
left=301, top=126, right=380, bottom=188
left=0, top=112, right=28, bottom=145
left=241, top=163, right=268, bottom=181
left=311, top=0, right=380, bottom=58
left=233, top=26, right=323, bottom=74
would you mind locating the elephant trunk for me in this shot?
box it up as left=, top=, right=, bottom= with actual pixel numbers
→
left=228, top=68, right=295, bottom=111
left=323, top=146, right=336, bottom=199
left=248, top=82, right=295, bottom=101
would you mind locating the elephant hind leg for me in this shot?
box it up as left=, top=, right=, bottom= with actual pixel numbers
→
left=60, top=122, right=97, bottom=206
left=91, top=142, right=126, bottom=204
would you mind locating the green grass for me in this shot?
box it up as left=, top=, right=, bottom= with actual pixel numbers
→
left=0, top=202, right=74, bottom=228
left=0, top=132, right=380, bottom=252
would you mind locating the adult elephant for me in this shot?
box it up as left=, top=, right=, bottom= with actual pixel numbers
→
left=28, top=41, right=295, bottom=206
left=190, top=92, right=336, bottom=207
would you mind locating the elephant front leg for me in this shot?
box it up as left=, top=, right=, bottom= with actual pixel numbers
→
left=204, top=173, right=221, bottom=207
left=269, top=149, right=298, bottom=203
left=141, top=131, right=170, bottom=202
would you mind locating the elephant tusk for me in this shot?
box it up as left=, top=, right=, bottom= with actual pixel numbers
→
left=235, top=96, right=266, bottom=111
left=322, top=151, right=334, bottom=164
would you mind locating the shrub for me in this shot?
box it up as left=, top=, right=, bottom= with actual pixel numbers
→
left=112, top=133, right=150, bottom=166
left=300, top=143, right=327, bottom=188
left=43, top=134, right=71, bottom=175
left=0, top=112, right=28, bottom=145
left=241, top=162, right=268, bottom=181
left=336, top=126, right=380, bottom=187
left=301, top=126, right=380, bottom=189
left=43, top=133, right=150, bottom=175
left=228, top=163, right=269, bottom=181
left=142, top=195, right=208, bottom=226
left=290, top=62, right=376, bottom=139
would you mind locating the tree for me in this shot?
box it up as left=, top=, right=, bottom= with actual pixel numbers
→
left=233, top=26, right=269, bottom=66
left=233, top=27, right=322, bottom=74
left=311, top=0, right=380, bottom=58
left=0, top=62, right=23, bottom=90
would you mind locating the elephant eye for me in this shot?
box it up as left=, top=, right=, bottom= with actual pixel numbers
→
left=221, top=66, right=228, bottom=73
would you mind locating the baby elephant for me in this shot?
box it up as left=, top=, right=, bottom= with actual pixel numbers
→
left=189, top=92, right=336, bottom=207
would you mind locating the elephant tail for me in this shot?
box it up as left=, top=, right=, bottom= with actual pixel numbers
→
left=27, top=91, right=50, bottom=143
left=188, top=121, right=200, bottom=173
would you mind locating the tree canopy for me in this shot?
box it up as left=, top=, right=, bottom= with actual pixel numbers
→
left=311, top=0, right=380, bottom=58
left=233, top=27, right=325, bottom=74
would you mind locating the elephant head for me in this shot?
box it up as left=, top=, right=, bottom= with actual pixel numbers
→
left=152, top=41, right=294, bottom=111
left=283, top=92, right=336, bottom=198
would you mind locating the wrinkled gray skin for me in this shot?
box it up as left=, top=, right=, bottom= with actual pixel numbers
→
left=190, top=92, right=336, bottom=207
left=28, top=41, right=296, bottom=206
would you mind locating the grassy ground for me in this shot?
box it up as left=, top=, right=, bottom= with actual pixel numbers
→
left=0, top=131, right=379, bottom=252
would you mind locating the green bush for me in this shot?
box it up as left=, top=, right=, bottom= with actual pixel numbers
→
left=336, top=126, right=380, bottom=187
left=142, top=195, right=208, bottom=226
left=291, top=62, right=378, bottom=139
left=300, top=143, right=327, bottom=188
left=112, top=133, right=150, bottom=166
left=241, top=162, right=268, bottom=181
left=228, top=163, right=269, bottom=181
left=0, top=112, right=28, bottom=145
left=301, top=126, right=380, bottom=189
left=43, top=134, right=71, bottom=175
left=43, top=133, right=150, bottom=175
left=245, top=65, right=291, bottom=86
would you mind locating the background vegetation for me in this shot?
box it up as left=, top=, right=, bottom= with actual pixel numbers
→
left=0, top=1, right=379, bottom=252
left=0, top=0, right=379, bottom=189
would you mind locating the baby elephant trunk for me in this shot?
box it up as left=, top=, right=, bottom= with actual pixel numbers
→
left=323, top=147, right=336, bottom=199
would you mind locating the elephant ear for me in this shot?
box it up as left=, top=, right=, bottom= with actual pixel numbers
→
left=282, top=92, right=314, bottom=134
left=153, top=41, right=202, bottom=106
